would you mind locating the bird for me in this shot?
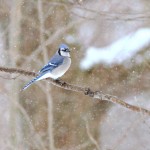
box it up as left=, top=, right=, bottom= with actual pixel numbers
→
left=22, top=44, right=71, bottom=90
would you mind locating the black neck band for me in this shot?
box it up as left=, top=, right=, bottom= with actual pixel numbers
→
left=58, top=49, right=61, bottom=56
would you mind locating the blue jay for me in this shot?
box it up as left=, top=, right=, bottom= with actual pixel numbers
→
left=23, top=44, right=71, bottom=90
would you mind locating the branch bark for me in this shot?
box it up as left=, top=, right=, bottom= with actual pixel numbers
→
left=0, top=66, right=150, bottom=116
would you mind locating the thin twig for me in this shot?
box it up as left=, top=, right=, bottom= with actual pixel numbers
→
left=0, top=66, right=150, bottom=116
left=85, top=121, right=100, bottom=150
left=12, top=97, right=47, bottom=150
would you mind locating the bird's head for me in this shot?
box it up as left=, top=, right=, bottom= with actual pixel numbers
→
left=58, top=44, right=70, bottom=57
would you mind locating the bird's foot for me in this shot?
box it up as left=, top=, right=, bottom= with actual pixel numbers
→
left=55, top=79, right=66, bottom=86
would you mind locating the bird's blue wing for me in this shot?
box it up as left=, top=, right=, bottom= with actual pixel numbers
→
left=39, top=55, right=64, bottom=73
left=22, top=53, right=65, bottom=90
left=39, top=63, right=56, bottom=73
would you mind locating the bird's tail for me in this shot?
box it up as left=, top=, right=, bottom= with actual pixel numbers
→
left=22, top=74, right=42, bottom=90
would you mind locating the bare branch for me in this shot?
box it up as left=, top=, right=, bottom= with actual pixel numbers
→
left=0, top=74, right=20, bottom=80
left=0, top=66, right=150, bottom=116
left=23, top=20, right=83, bottom=65
left=45, top=1, right=150, bottom=21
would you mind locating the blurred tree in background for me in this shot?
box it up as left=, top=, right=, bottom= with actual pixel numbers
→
left=0, top=0, right=150, bottom=150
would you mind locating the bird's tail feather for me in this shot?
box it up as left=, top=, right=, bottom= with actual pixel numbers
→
left=22, top=74, right=42, bottom=90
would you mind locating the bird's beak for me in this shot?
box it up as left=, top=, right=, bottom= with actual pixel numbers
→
left=66, top=48, right=70, bottom=52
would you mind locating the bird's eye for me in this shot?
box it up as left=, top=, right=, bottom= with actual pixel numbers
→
left=61, top=48, right=67, bottom=51
left=60, top=47, right=70, bottom=52
left=61, top=48, right=65, bottom=51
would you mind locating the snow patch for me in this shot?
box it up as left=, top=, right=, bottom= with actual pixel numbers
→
left=80, top=28, right=150, bottom=70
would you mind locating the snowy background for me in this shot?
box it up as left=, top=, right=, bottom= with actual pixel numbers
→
left=80, top=28, right=150, bottom=69
left=0, top=0, right=149, bottom=150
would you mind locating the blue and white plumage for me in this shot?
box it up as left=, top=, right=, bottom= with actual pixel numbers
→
left=22, top=44, right=71, bottom=90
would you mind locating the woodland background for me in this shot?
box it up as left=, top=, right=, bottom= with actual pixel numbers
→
left=0, top=0, right=150, bottom=150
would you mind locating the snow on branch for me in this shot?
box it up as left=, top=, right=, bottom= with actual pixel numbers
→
left=0, top=66, right=150, bottom=116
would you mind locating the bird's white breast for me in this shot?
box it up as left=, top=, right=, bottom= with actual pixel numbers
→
left=36, top=57, right=71, bottom=81
left=51, top=57, right=71, bottom=79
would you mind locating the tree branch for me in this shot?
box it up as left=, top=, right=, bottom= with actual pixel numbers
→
left=0, top=66, right=150, bottom=116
